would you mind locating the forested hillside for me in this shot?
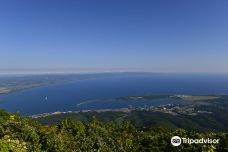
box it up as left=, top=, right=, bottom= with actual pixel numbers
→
left=0, top=110, right=228, bottom=152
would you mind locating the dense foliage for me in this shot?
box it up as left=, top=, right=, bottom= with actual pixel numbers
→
left=0, top=110, right=228, bottom=151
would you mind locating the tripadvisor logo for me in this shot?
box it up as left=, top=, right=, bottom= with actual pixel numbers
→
left=171, top=136, right=219, bottom=146
left=171, top=136, right=182, bottom=146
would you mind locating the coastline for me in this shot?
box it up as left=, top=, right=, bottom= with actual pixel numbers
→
left=30, top=100, right=213, bottom=119
left=30, top=108, right=132, bottom=119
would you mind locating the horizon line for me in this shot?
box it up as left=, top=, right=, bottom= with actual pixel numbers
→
left=0, top=71, right=228, bottom=75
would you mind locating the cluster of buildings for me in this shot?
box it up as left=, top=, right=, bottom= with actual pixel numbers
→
left=140, top=104, right=212, bottom=116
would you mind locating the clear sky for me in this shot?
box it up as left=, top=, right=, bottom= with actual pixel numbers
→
left=0, top=0, right=228, bottom=73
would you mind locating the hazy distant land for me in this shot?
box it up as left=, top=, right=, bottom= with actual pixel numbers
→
left=0, top=73, right=140, bottom=95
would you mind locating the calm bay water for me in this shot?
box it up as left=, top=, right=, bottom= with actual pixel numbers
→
left=0, top=73, right=228, bottom=115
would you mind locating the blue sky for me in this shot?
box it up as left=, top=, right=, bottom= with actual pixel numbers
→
left=0, top=0, right=227, bottom=73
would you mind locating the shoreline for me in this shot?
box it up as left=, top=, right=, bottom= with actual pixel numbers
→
left=30, top=101, right=211, bottom=119
left=30, top=108, right=132, bottom=119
